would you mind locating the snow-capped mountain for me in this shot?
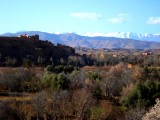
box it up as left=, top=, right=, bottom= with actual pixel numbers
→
left=82, top=32, right=160, bottom=42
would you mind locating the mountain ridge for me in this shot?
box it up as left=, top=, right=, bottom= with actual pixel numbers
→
left=1, top=31, right=160, bottom=49
left=82, top=32, right=160, bottom=42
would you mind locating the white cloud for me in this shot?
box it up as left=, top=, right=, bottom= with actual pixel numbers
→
left=70, top=12, right=101, bottom=20
left=147, top=17, right=160, bottom=24
left=108, top=13, right=131, bottom=24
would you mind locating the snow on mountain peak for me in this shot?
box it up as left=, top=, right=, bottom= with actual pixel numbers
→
left=80, top=32, right=160, bottom=42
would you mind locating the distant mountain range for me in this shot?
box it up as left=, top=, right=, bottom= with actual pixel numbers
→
left=83, top=32, right=160, bottom=42
left=1, top=31, right=160, bottom=49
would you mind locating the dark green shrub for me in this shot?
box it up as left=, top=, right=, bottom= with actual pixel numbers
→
left=41, top=73, right=56, bottom=89
left=55, top=65, right=64, bottom=73
left=92, top=84, right=102, bottom=99
left=54, top=65, right=76, bottom=73
left=46, top=65, right=54, bottom=72
left=122, top=81, right=160, bottom=108
left=41, top=73, right=70, bottom=90
left=63, top=65, right=75, bottom=73
left=56, top=73, right=70, bottom=90
left=87, top=72, right=101, bottom=82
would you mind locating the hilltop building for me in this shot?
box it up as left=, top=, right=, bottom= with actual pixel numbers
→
left=17, top=34, right=39, bottom=40
left=0, top=34, right=39, bottom=41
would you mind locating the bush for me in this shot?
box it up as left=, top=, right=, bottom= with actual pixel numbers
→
left=46, top=65, right=54, bottom=72
left=41, top=73, right=56, bottom=89
left=56, top=73, right=70, bottom=90
left=55, top=65, right=64, bottom=73
left=63, top=65, right=75, bottom=73
left=41, top=73, right=70, bottom=90
left=92, top=84, right=102, bottom=100
left=122, top=81, right=160, bottom=108
left=143, top=66, right=160, bottom=80
left=46, top=64, right=76, bottom=74
left=91, top=106, right=108, bottom=119
left=87, top=72, right=101, bottom=82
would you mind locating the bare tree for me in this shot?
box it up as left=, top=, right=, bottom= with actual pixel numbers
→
left=0, top=68, right=37, bottom=91
left=70, top=70, right=87, bottom=90
left=100, top=63, right=133, bottom=98
left=50, top=90, right=71, bottom=120
left=71, top=89, right=95, bottom=120
left=32, top=91, right=49, bottom=120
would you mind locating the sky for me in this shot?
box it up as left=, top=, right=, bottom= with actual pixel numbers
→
left=0, top=0, right=160, bottom=34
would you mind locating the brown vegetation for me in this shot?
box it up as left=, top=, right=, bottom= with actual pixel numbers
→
left=1, top=37, right=160, bottom=119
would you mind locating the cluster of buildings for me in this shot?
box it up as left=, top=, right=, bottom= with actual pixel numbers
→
left=17, top=34, right=39, bottom=40
left=0, top=34, right=39, bottom=41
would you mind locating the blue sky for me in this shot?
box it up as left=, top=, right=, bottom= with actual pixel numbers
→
left=0, top=0, right=160, bottom=34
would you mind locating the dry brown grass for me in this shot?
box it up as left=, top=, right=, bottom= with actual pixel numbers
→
left=0, top=93, right=34, bottom=102
left=81, top=65, right=111, bottom=71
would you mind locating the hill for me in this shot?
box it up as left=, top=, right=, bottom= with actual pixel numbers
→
left=0, top=35, right=75, bottom=67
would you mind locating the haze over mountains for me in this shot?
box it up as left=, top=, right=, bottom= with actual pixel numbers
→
left=1, top=31, right=160, bottom=49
